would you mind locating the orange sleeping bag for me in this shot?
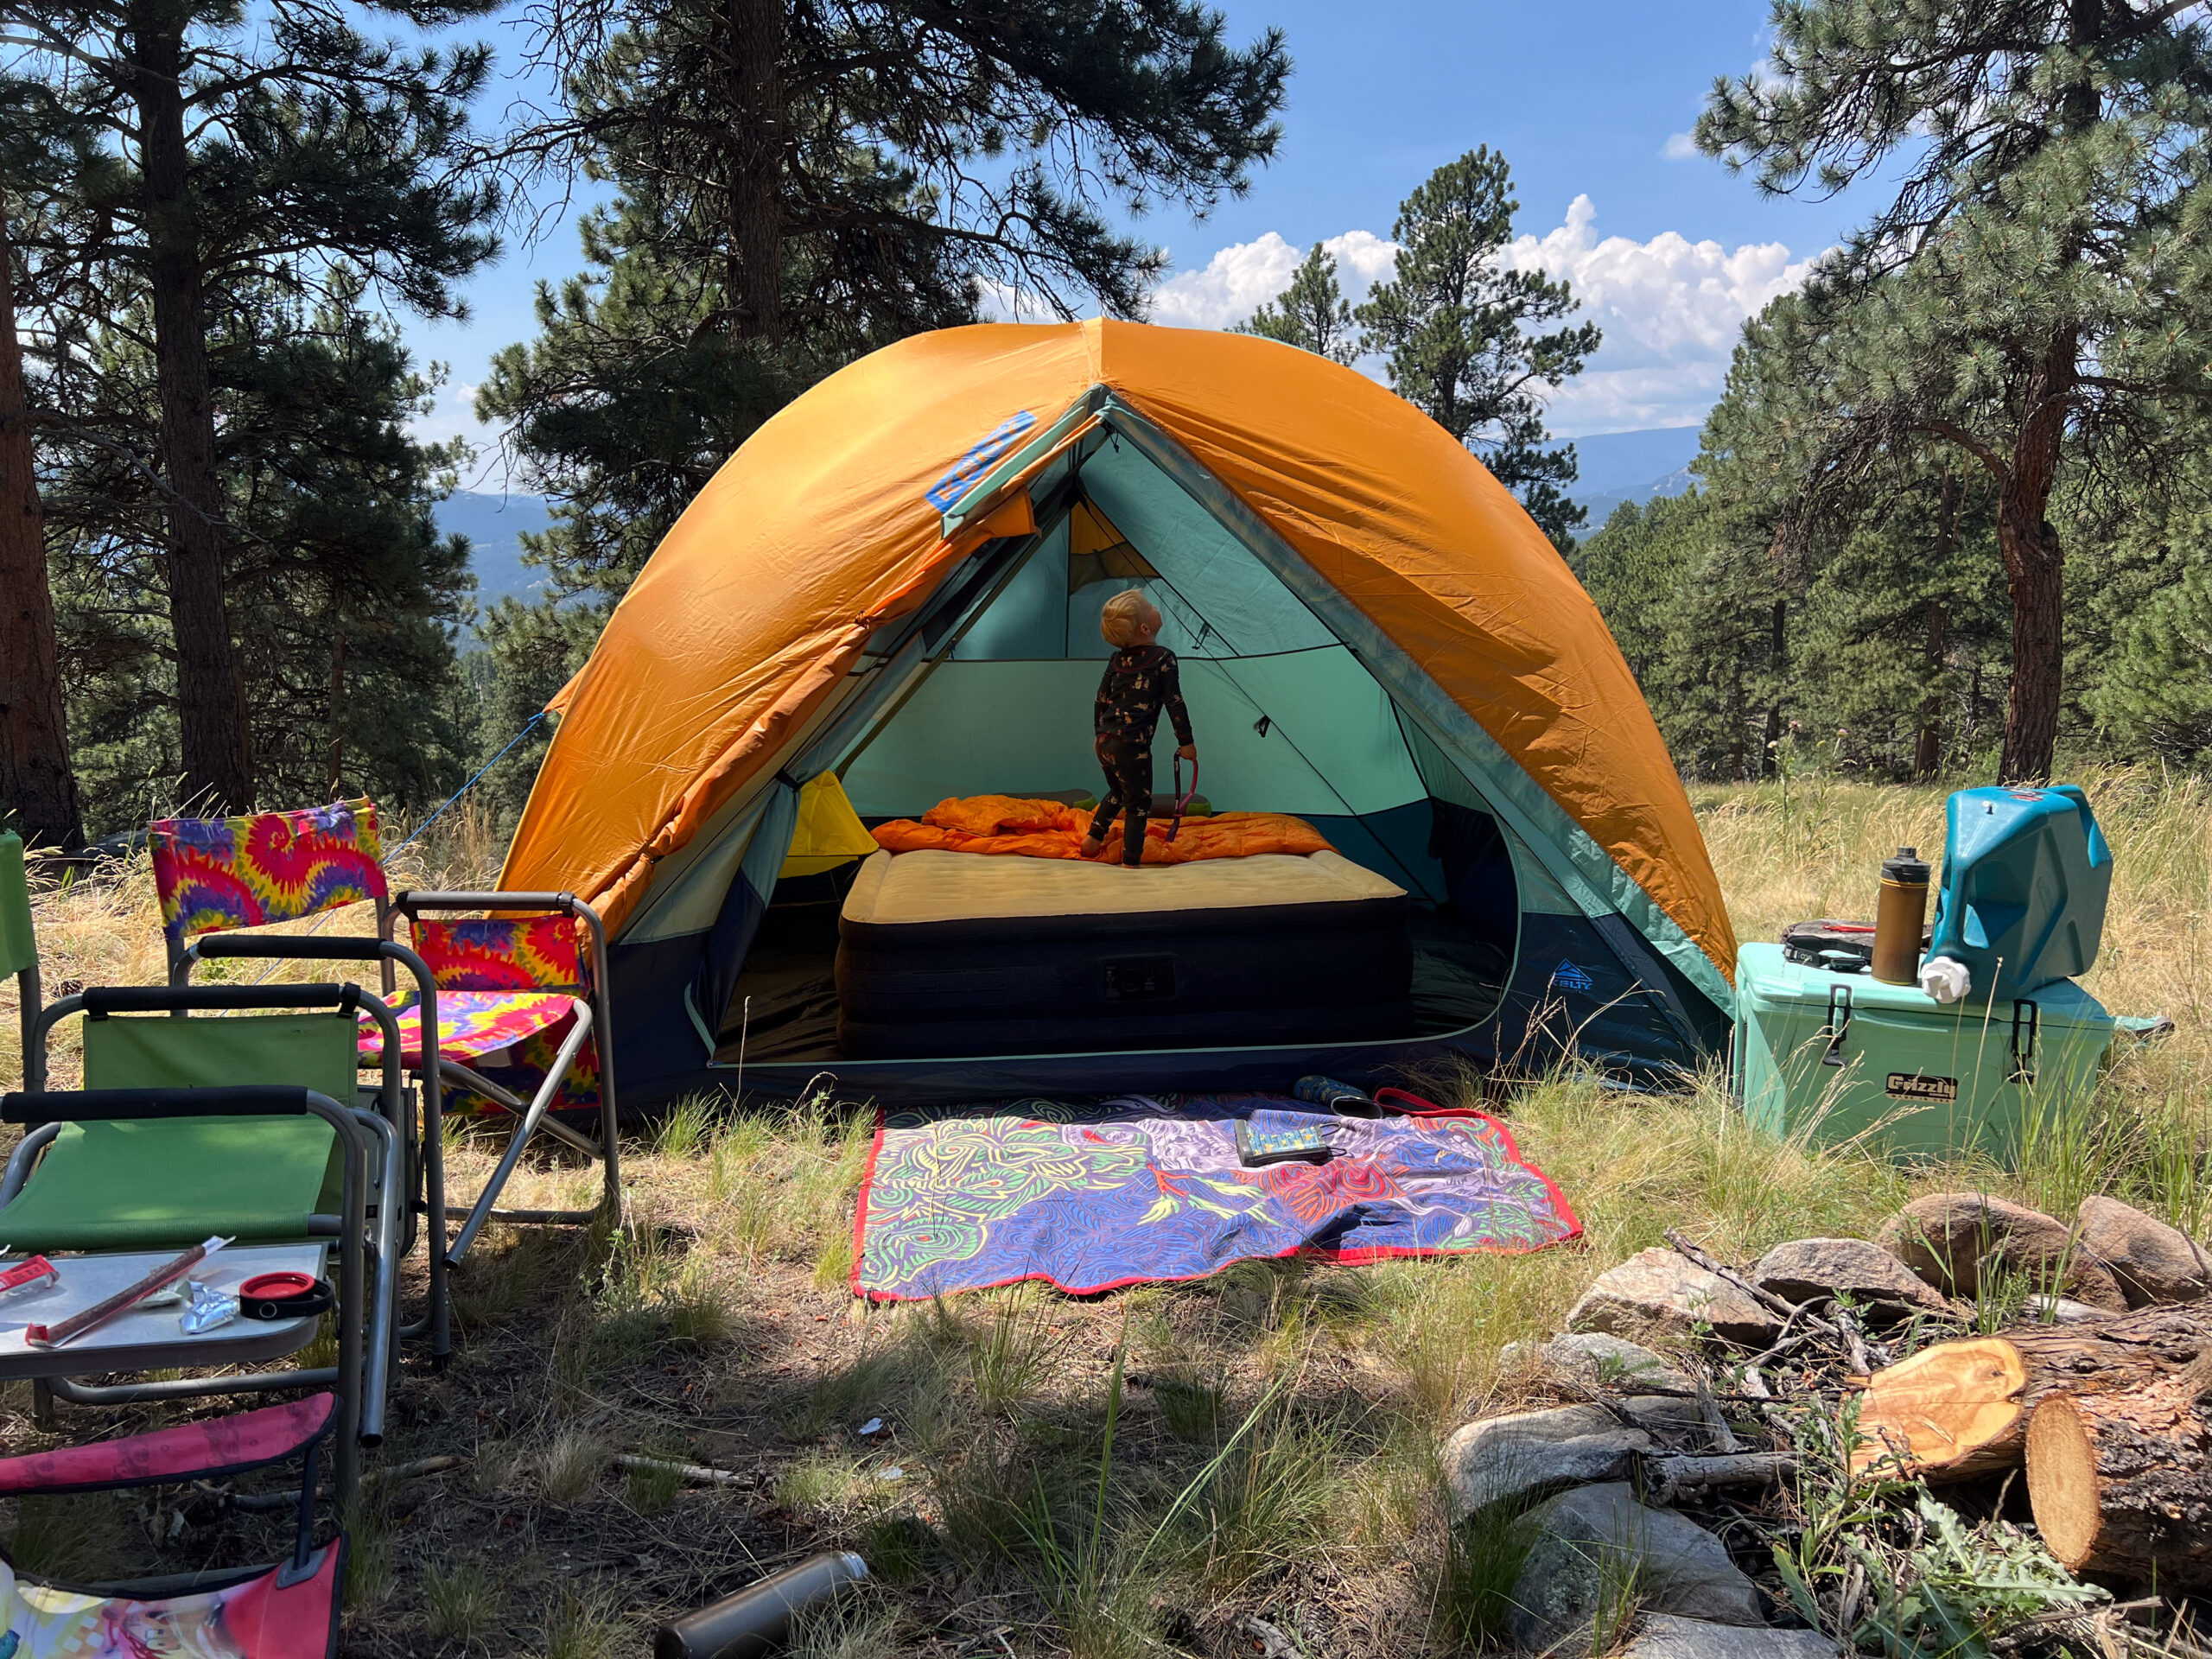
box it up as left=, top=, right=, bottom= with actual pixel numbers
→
left=870, top=794, right=1333, bottom=865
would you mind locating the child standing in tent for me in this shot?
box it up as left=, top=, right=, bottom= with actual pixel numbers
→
left=1080, top=590, right=1198, bottom=866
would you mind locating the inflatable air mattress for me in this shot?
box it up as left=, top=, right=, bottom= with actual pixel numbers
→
left=836, top=848, right=1414, bottom=1058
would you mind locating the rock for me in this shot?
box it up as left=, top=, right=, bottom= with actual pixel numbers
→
left=1751, top=1237, right=1950, bottom=1318
left=1566, top=1249, right=1782, bottom=1347
left=2077, top=1195, right=2210, bottom=1307
left=1440, top=1405, right=1649, bottom=1519
left=1875, top=1193, right=2126, bottom=1311
left=1621, top=1614, right=1838, bottom=1657
left=1507, top=1483, right=1765, bottom=1656
left=1503, top=1331, right=1699, bottom=1393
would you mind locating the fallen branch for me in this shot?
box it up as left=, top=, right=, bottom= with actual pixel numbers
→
left=615, top=1452, right=753, bottom=1486
left=1642, top=1451, right=1798, bottom=1505
left=196, top=1453, right=467, bottom=1512
left=371, top=1455, right=467, bottom=1486
left=1665, top=1228, right=1832, bottom=1332
left=1693, top=1377, right=1742, bottom=1454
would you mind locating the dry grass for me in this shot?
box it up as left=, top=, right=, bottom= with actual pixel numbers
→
left=2, top=772, right=2209, bottom=1656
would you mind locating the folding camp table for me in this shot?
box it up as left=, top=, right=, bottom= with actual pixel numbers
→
left=0, top=1240, right=332, bottom=1382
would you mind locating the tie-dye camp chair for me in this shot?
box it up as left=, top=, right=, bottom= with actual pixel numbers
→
left=373, top=890, right=621, bottom=1264
left=0, top=1389, right=348, bottom=1655
left=154, top=801, right=622, bottom=1286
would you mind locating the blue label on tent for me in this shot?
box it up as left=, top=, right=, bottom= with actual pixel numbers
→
left=927, top=410, right=1039, bottom=512
left=1551, top=959, right=1594, bottom=993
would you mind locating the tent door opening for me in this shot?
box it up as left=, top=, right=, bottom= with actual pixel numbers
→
left=709, top=430, right=1523, bottom=1066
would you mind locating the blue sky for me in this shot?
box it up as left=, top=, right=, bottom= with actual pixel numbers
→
left=409, top=0, right=1876, bottom=484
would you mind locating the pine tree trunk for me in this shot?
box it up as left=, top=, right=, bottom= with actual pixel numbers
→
left=0, top=204, right=84, bottom=850
left=1994, top=332, right=2075, bottom=785
left=1727, top=652, right=1745, bottom=781
left=1914, top=474, right=1958, bottom=781
left=1762, top=598, right=1785, bottom=778
left=130, top=3, right=255, bottom=813
left=325, top=630, right=347, bottom=797
left=725, top=0, right=785, bottom=341
left=1915, top=600, right=1948, bottom=781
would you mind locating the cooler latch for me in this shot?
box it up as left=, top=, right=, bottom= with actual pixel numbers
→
left=1821, top=984, right=1853, bottom=1067
left=2010, top=999, right=2040, bottom=1084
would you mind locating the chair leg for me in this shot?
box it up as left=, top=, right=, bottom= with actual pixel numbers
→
left=445, top=1008, right=598, bottom=1266
left=422, top=1061, right=450, bottom=1367
left=357, top=1111, right=401, bottom=1446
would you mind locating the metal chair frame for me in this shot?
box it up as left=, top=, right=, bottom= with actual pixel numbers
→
left=170, top=932, right=454, bottom=1360
left=379, top=890, right=623, bottom=1265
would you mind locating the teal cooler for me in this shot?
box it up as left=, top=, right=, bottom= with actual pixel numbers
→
left=1732, top=942, right=2115, bottom=1160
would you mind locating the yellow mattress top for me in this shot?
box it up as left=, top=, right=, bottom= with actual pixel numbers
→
left=842, top=848, right=1404, bottom=928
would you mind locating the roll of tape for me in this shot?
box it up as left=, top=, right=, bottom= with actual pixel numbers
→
left=238, top=1271, right=334, bottom=1322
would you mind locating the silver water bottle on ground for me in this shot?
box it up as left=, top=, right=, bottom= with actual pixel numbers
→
left=654, top=1551, right=870, bottom=1659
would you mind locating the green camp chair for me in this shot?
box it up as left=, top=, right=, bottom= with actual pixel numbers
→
left=7, top=980, right=404, bottom=1453
left=3, top=831, right=36, bottom=1088
left=0, top=1081, right=382, bottom=1498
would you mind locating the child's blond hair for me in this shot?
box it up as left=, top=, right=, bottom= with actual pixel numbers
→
left=1100, top=589, right=1153, bottom=648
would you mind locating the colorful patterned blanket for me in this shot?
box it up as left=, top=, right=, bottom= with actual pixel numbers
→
left=851, top=1092, right=1580, bottom=1300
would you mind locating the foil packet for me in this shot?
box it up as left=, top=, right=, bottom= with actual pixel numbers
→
left=180, top=1281, right=239, bottom=1335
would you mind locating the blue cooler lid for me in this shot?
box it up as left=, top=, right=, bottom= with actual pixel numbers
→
left=1927, top=785, right=2111, bottom=1000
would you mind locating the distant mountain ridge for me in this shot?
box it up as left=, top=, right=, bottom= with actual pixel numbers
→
left=435, top=490, right=556, bottom=613
left=1565, top=428, right=1701, bottom=530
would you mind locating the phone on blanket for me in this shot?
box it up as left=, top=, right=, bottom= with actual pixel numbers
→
left=1234, top=1115, right=1332, bottom=1167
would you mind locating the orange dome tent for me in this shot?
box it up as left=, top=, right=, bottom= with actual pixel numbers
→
left=499, top=320, right=1735, bottom=1105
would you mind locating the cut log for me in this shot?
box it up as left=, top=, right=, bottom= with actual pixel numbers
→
left=2026, top=1359, right=2212, bottom=1589
left=1850, top=1306, right=2212, bottom=1480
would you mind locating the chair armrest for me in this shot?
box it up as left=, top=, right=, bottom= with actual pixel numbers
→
left=2, top=1085, right=350, bottom=1127
left=186, top=937, right=405, bottom=962
left=83, top=983, right=361, bottom=1017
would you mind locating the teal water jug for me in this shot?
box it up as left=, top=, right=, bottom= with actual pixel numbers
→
left=1926, top=785, right=2111, bottom=1001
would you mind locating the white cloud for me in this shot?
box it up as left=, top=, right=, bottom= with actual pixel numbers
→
left=1662, top=131, right=1700, bottom=161
left=1154, top=196, right=1822, bottom=434
left=1503, top=194, right=1822, bottom=431
left=1151, top=229, right=1396, bottom=329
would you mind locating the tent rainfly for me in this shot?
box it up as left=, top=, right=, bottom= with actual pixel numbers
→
left=499, top=320, right=1738, bottom=1108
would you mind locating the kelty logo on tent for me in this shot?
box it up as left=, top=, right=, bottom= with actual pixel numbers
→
left=926, top=410, right=1038, bottom=512
left=1550, top=960, right=1594, bottom=993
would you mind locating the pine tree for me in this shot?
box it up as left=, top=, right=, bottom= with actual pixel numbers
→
left=5, top=0, right=498, bottom=810
left=1234, top=242, right=1356, bottom=364
left=1354, top=148, right=1599, bottom=550
left=514, top=0, right=1291, bottom=340
left=36, top=280, right=478, bottom=829
left=1697, top=0, right=2212, bottom=783
left=0, top=85, right=83, bottom=848
left=470, top=0, right=1292, bottom=805
left=1579, top=291, right=2013, bottom=782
